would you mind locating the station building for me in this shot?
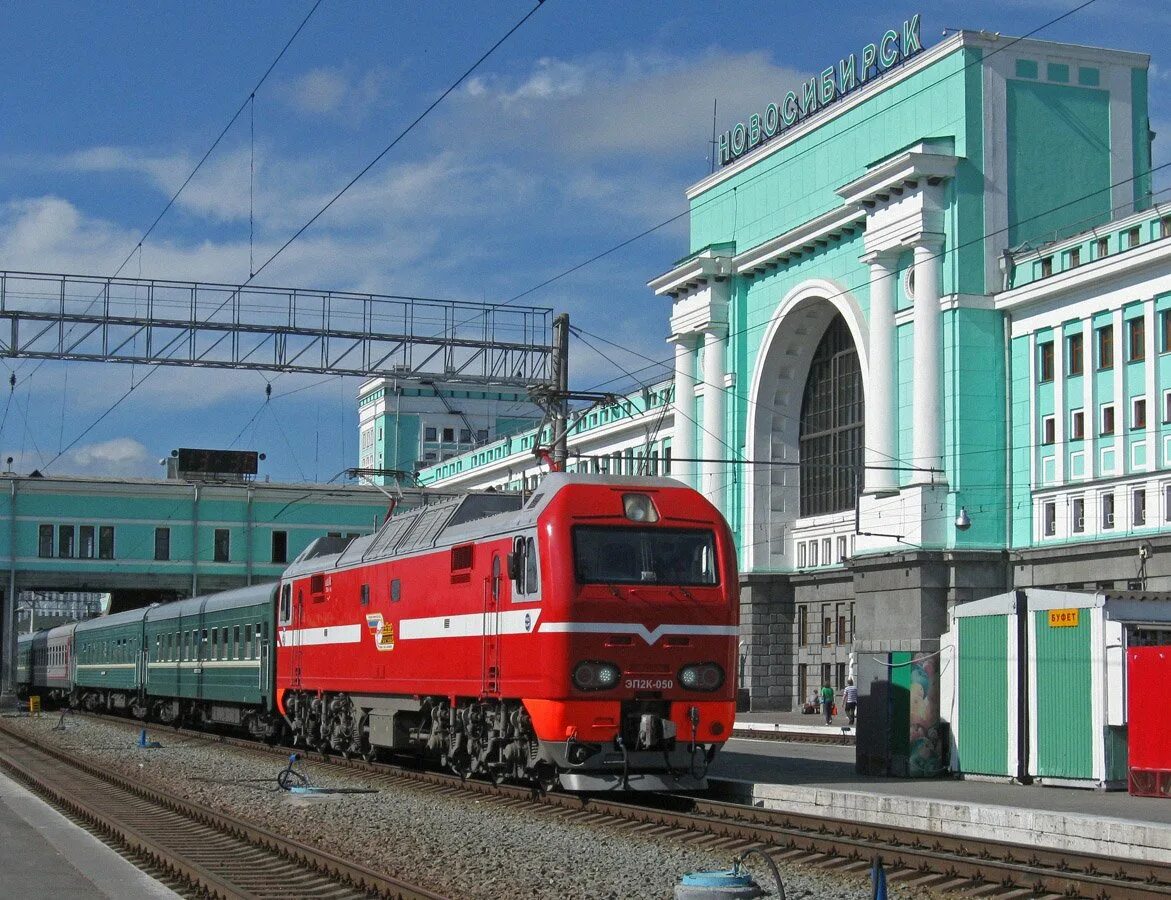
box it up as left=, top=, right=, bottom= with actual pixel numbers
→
left=405, top=22, right=1170, bottom=754
left=357, top=377, right=541, bottom=478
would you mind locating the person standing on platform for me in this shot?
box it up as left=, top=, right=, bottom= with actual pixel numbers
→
left=844, top=678, right=858, bottom=725
left=819, top=681, right=834, bottom=725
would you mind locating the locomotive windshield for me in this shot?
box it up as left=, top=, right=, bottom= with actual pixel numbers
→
left=572, top=526, right=718, bottom=586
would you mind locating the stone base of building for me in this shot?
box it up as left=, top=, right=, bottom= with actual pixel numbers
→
left=739, top=549, right=1010, bottom=713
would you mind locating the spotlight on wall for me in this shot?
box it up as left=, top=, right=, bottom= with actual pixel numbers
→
left=955, top=506, right=972, bottom=531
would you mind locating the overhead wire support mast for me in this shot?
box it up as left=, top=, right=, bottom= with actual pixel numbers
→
left=0, top=270, right=554, bottom=386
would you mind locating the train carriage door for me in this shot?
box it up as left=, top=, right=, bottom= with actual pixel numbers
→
left=482, top=553, right=504, bottom=696
left=195, top=599, right=208, bottom=701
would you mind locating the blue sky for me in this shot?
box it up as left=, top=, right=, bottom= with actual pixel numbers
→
left=0, top=1, right=1167, bottom=482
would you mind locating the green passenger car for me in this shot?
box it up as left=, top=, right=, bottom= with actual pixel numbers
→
left=16, top=632, right=33, bottom=699
left=142, top=583, right=279, bottom=736
left=73, top=607, right=150, bottom=714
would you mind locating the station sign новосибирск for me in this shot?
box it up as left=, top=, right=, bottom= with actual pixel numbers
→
left=717, top=14, right=925, bottom=167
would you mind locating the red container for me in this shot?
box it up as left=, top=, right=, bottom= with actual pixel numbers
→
left=1127, top=646, right=1171, bottom=798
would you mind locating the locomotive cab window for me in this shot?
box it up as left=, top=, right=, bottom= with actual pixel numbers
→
left=573, top=527, right=718, bottom=586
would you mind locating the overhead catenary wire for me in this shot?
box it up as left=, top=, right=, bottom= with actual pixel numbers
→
left=40, top=2, right=546, bottom=477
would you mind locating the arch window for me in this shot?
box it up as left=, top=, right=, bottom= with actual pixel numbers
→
left=799, top=314, right=864, bottom=516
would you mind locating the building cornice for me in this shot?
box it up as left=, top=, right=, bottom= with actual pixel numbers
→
left=648, top=251, right=734, bottom=297
left=836, top=145, right=959, bottom=208
left=995, top=236, right=1171, bottom=312
left=733, top=205, right=866, bottom=277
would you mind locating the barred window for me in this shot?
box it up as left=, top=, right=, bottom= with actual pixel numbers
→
left=799, top=315, right=864, bottom=516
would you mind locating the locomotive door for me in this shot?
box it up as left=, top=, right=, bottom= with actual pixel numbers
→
left=482, top=553, right=503, bottom=696
left=291, top=588, right=304, bottom=689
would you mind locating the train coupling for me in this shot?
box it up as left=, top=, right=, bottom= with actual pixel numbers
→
left=637, top=712, right=677, bottom=750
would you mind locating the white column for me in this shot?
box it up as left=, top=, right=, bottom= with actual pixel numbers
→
left=910, top=238, right=944, bottom=483
left=671, top=335, right=697, bottom=487
left=864, top=252, right=899, bottom=494
left=701, top=325, right=727, bottom=504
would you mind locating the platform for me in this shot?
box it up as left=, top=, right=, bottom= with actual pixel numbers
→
left=711, top=735, right=1171, bottom=863
left=0, top=768, right=178, bottom=898
left=734, top=708, right=856, bottom=742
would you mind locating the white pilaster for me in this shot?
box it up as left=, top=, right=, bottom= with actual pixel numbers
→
left=910, top=237, right=945, bottom=483
left=701, top=325, right=727, bottom=504
left=863, top=252, right=899, bottom=494
left=671, top=336, right=698, bottom=487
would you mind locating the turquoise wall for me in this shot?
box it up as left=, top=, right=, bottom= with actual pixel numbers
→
left=1006, top=80, right=1111, bottom=246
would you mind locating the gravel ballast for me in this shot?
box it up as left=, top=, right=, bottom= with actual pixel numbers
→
left=3, top=714, right=928, bottom=899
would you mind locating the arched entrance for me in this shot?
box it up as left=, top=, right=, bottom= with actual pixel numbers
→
left=743, top=282, right=869, bottom=570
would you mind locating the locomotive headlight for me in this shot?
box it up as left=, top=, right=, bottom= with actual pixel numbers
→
left=679, top=663, right=724, bottom=692
left=622, top=493, right=659, bottom=523
left=573, top=660, right=621, bottom=691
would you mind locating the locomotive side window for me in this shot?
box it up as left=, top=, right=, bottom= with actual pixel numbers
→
left=509, top=535, right=540, bottom=597
left=492, top=555, right=502, bottom=602
left=279, top=584, right=292, bottom=624
left=360, top=584, right=370, bottom=607
left=390, top=578, right=401, bottom=602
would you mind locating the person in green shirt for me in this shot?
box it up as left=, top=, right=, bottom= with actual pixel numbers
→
left=819, top=682, right=835, bottom=725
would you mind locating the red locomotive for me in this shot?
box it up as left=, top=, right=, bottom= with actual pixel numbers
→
left=276, top=472, right=740, bottom=790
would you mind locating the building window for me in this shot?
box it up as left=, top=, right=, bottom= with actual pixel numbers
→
left=1133, top=397, right=1147, bottom=430
left=797, top=542, right=807, bottom=568
left=213, top=528, right=230, bottom=562
left=154, top=527, right=170, bottom=562
left=58, top=525, right=75, bottom=558
left=837, top=615, right=847, bottom=644
left=1100, top=404, right=1115, bottom=435
left=442, top=427, right=454, bottom=442
left=1102, top=492, right=1115, bottom=529
left=1038, top=340, right=1054, bottom=382
left=836, top=535, right=847, bottom=562
left=459, top=428, right=472, bottom=443
left=1041, top=415, right=1055, bottom=445
left=809, top=541, right=819, bottom=567
left=38, top=524, right=53, bottom=558
left=1134, top=489, right=1147, bottom=526
left=797, top=663, right=808, bottom=704
left=424, top=426, right=437, bottom=442
left=823, top=616, right=833, bottom=645
left=1164, top=390, right=1171, bottom=424
left=1043, top=501, right=1056, bottom=536
left=1165, top=484, right=1171, bottom=521
left=821, top=537, right=832, bottom=564
left=1040, top=256, right=1053, bottom=277
left=799, top=315, right=864, bottom=517
left=1067, top=332, right=1083, bottom=375
left=476, top=429, right=488, bottom=442
left=1068, top=246, right=1081, bottom=267
left=271, top=530, right=288, bottom=564
left=1124, top=226, right=1141, bottom=249
left=798, top=606, right=808, bottom=645
left=1161, top=216, right=1171, bottom=239
left=1072, top=496, right=1085, bottom=533
left=99, top=526, right=114, bottom=559
left=1162, top=311, right=1171, bottom=354
left=79, top=525, right=95, bottom=559
left=1095, top=237, right=1109, bottom=258
left=835, top=661, right=847, bottom=689
left=1128, top=317, right=1145, bottom=361
left=1097, top=325, right=1113, bottom=370
left=1070, top=409, right=1085, bottom=440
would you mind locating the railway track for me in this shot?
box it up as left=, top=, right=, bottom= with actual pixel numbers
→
left=17, top=712, right=1171, bottom=899
left=0, top=719, right=447, bottom=900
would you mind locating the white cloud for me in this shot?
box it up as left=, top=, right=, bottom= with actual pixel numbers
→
left=1, top=437, right=157, bottom=478
left=459, top=49, right=806, bottom=160
left=280, top=66, right=392, bottom=122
